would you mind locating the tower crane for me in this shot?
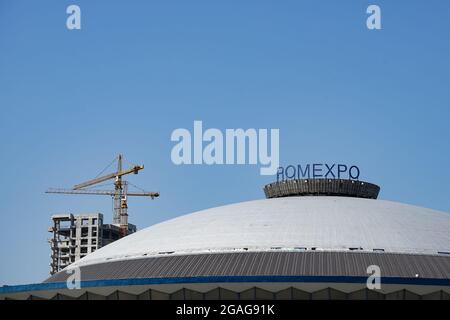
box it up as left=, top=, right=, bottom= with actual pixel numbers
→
left=46, top=154, right=159, bottom=237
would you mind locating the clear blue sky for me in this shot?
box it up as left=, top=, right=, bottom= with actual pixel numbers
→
left=1, top=0, right=449, bottom=285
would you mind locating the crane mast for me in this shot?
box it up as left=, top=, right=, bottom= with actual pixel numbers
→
left=113, top=154, right=127, bottom=227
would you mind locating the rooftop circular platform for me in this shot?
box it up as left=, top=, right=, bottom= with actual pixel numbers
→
left=264, top=179, right=380, bottom=199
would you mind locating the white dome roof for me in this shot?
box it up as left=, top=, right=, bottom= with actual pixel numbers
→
left=72, top=197, right=450, bottom=268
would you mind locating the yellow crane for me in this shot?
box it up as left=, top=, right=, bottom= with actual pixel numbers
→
left=46, top=154, right=159, bottom=236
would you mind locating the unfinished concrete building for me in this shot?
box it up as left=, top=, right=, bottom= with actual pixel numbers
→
left=48, top=213, right=136, bottom=275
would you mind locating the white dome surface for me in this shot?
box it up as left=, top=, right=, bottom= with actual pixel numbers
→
left=71, top=197, right=450, bottom=268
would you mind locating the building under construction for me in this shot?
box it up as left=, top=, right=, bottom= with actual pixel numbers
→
left=48, top=213, right=136, bottom=275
